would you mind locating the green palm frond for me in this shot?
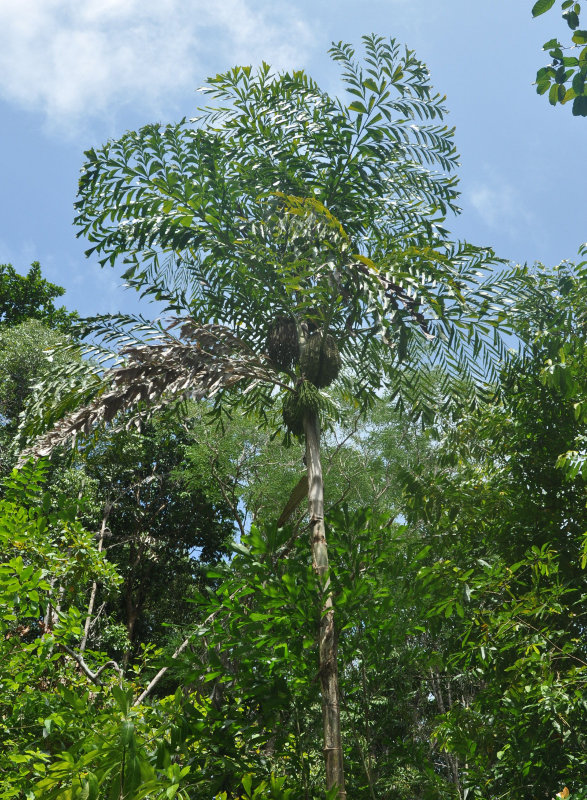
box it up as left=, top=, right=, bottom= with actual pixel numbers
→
left=74, top=36, right=460, bottom=312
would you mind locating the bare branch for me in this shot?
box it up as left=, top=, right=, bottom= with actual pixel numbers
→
left=133, top=587, right=241, bottom=706
left=276, top=474, right=308, bottom=527
left=62, top=643, right=122, bottom=686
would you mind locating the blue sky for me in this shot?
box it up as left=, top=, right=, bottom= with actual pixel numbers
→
left=0, top=0, right=583, bottom=318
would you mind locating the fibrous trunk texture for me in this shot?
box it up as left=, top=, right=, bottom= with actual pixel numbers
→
left=304, top=409, right=346, bottom=799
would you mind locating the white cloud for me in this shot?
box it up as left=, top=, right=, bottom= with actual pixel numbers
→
left=469, top=175, right=533, bottom=235
left=0, top=0, right=314, bottom=134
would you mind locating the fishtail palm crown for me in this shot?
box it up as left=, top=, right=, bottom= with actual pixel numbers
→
left=50, top=36, right=519, bottom=430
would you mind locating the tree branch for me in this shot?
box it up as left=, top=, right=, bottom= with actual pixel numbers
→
left=133, top=587, right=241, bottom=706
left=62, top=643, right=122, bottom=686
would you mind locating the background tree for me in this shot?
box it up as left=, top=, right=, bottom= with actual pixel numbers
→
left=0, top=264, right=233, bottom=674
left=401, top=263, right=587, bottom=798
left=180, top=398, right=426, bottom=533
left=0, top=461, right=122, bottom=799
left=78, top=412, right=234, bottom=669
left=0, top=263, right=77, bottom=474
left=0, top=261, right=76, bottom=332
left=0, top=321, right=67, bottom=472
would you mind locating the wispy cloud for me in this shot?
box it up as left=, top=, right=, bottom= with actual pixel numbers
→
left=0, top=0, right=314, bottom=134
left=468, top=174, right=534, bottom=235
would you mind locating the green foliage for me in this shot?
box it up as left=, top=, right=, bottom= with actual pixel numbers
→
left=0, top=461, right=208, bottom=800
left=150, top=508, right=455, bottom=799
left=0, top=264, right=78, bottom=473
left=398, top=266, right=587, bottom=797
left=76, top=412, right=234, bottom=664
left=0, top=262, right=76, bottom=332
left=32, top=687, right=194, bottom=800
left=419, top=544, right=587, bottom=797
left=0, top=319, right=71, bottom=425
left=532, top=1, right=587, bottom=114
left=533, top=259, right=587, bottom=491
left=0, top=460, right=119, bottom=611
left=0, top=461, right=120, bottom=798
left=179, top=396, right=429, bottom=530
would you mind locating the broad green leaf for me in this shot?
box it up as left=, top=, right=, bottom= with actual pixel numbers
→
left=362, top=77, right=379, bottom=93
left=231, top=541, right=251, bottom=556
left=532, top=0, right=556, bottom=16
left=8, top=754, right=30, bottom=764
left=111, top=685, right=129, bottom=715
left=572, top=70, right=585, bottom=92
left=564, top=10, right=580, bottom=28
left=120, top=720, right=135, bottom=747
left=536, top=66, right=555, bottom=80
left=242, top=774, right=253, bottom=797
left=573, top=93, right=587, bottom=112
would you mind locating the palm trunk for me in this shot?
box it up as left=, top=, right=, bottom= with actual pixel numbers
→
left=304, top=409, right=346, bottom=799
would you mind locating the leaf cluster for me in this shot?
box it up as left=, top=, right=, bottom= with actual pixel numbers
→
left=0, top=262, right=77, bottom=332
left=533, top=0, right=587, bottom=114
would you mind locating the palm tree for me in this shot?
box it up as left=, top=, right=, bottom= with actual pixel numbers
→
left=22, top=36, right=525, bottom=798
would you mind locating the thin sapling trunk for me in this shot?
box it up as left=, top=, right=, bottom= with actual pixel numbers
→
left=80, top=503, right=111, bottom=653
